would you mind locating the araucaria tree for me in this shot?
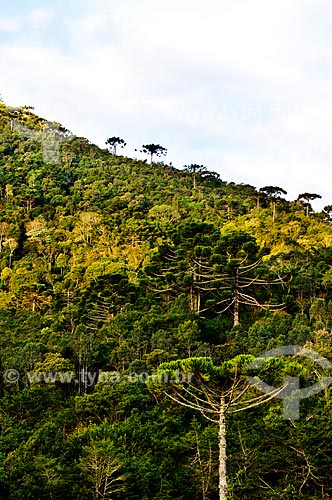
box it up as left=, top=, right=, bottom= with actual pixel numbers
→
left=148, top=356, right=285, bottom=500
left=297, top=193, right=322, bottom=217
left=146, top=225, right=284, bottom=326
left=138, top=144, right=167, bottom=166
left=105, top=137, right=126, bottom=155
left=259, top=186, right=287, bottom=222
left=183, top=164, right=207, bottom=189
left=212, top=230, right=285, bottom=326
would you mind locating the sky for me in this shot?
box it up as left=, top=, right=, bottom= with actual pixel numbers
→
left=0, top=0, right=332, bottom=210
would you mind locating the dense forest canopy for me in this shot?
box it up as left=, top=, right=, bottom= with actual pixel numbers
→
left=0, top=100, right=332, bottom=499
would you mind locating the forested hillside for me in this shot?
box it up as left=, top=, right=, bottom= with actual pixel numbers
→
left=0, top=100, right=332, bottom=499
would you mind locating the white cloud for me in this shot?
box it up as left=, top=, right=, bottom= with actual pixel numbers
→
left=0, top=18, right=20, bottom=33
left=27, top=9, right=55, bottom=27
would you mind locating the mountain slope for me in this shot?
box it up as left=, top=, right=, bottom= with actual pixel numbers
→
left=0, top=100, right=331, bottom=499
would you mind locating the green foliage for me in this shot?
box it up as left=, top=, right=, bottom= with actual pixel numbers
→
left=0, top=99, right=331, bottom=499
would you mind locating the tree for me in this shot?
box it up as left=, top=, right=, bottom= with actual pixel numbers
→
left=322, top=205, right=332, bottom=222
left=137, top=144, right=167, bottom=166
left=3, top=237, right=18, bottom=268
left=145, top=222, right=221, bottom=315
left=183, top=164, right=207, bottom=190
left=105, top=137, right=126, bottom=156
left=146, top=226, right=284, bottom=325
left=6, top=107, right=20, bottom=131
left=190, top=424, right=215, bottom=500
left=214, top=231, right=285, bottom=326
left=81, top=440, right=124, bottom=499
left=259, top=186, right=287, bottom=222
left=297, top=193, right=322, bottom=217
left=148, top=356, right=286, bottom=500
left=0, top=222, right=9, bottom=252
left=183, top=164, right=222, bottom=190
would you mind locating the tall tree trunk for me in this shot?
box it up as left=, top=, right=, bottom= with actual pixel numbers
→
left=218, top=397, right=227, bottom=500
left=234, top=291, right=239, bottom=327
left=193, top=266, right=200, bottom=315
left=234, top=269, right=240, bottom=326
left=190, top=285, right=194, bottom=311
left=197, top=289, right=201, bottom=315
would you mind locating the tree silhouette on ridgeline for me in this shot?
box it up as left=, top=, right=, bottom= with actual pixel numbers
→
left=105, top=137, right=126, bottom=156
left=322, top=205, right=332, bottom=221
left=136, top=144, right=167, bottom=166
left=259, top=186, right=287, bottom=222
left=297, top=193, right=322, bottom=217
left=183, top=164, right=222, bottom=189
left=183, top=164, right=207, bottom=189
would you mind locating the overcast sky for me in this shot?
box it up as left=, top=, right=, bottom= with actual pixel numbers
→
left=1, top=0, right=332, bottom=210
